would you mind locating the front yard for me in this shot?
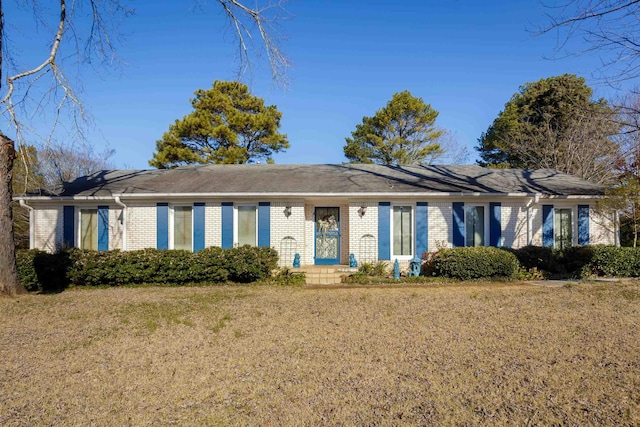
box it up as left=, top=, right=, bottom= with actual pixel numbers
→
left=2, top=281, right=639, bottom=425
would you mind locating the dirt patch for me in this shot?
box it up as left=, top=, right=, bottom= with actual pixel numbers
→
left=2, top=282, right=639, bottom=425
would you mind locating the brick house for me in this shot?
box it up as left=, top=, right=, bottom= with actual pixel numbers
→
left=16, top=164, right=616, bottom=267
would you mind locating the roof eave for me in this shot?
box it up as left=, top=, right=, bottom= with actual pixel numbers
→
left=15, top=191, right=605, bottom=201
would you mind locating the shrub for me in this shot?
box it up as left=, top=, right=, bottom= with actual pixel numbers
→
left=587, top=245, right=640, bottom=277
left=261, top=268, right=306, bottom=286
left=357, top=261, right=389, bottom=277
left=424, top=247, right=520, bottom=280
left=16, top=249, right=71, bottom=292
left=16, top=245, right=278, bottom=291
left=226, top=245, right=279, bottom=283
left=510, top=245, right=563, bottom=275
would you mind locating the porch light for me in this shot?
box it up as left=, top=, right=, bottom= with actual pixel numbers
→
left=358, top=206, right=367, bottom=217
left=284, top=206, right=292, bottom=218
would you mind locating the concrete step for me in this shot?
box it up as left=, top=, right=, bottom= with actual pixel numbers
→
left=295, top=265, right=358, bottom=285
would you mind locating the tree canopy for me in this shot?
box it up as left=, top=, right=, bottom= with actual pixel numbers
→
left=476, top=74, right=619, bottom=183
left=343, top=91, right=444, bottom=165
left=150, top=81, right=289, bottom=168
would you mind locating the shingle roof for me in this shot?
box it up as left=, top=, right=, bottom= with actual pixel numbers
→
left=25, top=164, right=607, bottom=198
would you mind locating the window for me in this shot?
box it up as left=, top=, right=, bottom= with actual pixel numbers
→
left=173, top=206, right=193, bottom=251
left=554, top=208, right=572, bottom=250
left=465, top=206, right=485, bottom=247
left=392, top=205, right=412, bottom=257
left=80, top=208, right=98, bottom=250
left=237, top=205, right=257, bottom=246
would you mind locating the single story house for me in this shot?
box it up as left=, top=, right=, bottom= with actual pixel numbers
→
left=16, top=164, right=617, bottom=267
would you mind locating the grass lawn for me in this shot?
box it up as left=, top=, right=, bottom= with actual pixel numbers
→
left=2, top=281, right=640, bottom=425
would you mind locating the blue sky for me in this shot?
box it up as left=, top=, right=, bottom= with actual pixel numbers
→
left=8, top=0, right=614, bottom=169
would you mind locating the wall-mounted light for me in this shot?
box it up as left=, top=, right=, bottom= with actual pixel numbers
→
left=358, top=206, right=367, bottom=217
left=284, top=206, right=292, bottom=218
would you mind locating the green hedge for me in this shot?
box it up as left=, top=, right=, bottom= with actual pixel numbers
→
left=510, top=245, right=640, bottom=278
left=584, top=245, right=640, bottom=277
left=17, top=245, right=279, bottom=292
left=424, top=247, right=520, bottom=280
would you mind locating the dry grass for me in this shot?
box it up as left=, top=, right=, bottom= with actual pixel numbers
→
left=2, top=281, right=640, bottom=425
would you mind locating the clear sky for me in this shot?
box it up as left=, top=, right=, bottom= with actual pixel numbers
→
left=8, top=0, right=615, bottom=169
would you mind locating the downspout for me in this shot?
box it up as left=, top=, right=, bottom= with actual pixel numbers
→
left=19, top=199, right=35, bottom=249
left=525, top=194, right=540, bottom=246
left=114, top=196, right=127, bottom=251
left=615, top=210, right=621, bottom=247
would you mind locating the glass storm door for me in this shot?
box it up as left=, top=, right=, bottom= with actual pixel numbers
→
left=314, top=207, right=340, bottom=265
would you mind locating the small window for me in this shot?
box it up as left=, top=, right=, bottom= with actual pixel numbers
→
left=80, top=209, right=98, bottom=250
left=554, top=208, right=572, bottom=250
left=465, top=206, right=485, bottom=247
left=173, top=206, right=193, bottom=251
left=392, top=205, right=412, bottom=257
left=237, top=205, right=257, bottom=246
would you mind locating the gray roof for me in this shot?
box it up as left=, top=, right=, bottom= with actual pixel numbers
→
left=26, top=164, right=607, bottom=198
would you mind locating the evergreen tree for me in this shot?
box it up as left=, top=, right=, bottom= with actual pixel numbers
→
left=344, top=91, right=444, bottom=165
left=150, top=81, right=289, bottom=168
left=477, top=74, right=619, bottom=183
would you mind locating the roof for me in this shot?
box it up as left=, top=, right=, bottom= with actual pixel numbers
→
left=22, top=164, right=607, bottom=198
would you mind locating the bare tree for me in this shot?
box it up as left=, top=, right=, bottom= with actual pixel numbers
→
left=425, top=130, right=470, bottom=165
left=38, top=142, right=115, bottom=187
left=0, top=0, right=291, bottom=295
left=540, top=0, right=640, bottom=86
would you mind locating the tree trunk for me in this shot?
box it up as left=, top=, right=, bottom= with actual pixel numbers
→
left=0, top=133, right=25, bottom=295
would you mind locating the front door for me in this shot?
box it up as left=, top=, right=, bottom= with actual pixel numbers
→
left=314, top=207, right=340, bottom=265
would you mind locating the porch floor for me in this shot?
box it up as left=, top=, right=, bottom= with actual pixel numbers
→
left=294, top=265, right=358, bottom=285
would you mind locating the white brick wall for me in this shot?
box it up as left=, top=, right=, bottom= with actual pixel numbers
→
left=270, top=202, right=305, bottom=267
left=428, top=201, right=452, bottom=250
left=591, top=208, right=616, bottom=245
left=501, top=202, right=528, bottom=248
left=205, top=202, right=222, bottom=248
left=126, top=202, right=157, bottom=250
left=32, top=203, right=63, bottom=252
left=106, top=205, right=123, bottom=250
left=349, top=202, right=378, bottom=264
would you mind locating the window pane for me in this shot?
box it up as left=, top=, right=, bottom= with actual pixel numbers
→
left=465, top=206, right=485, bottom=247
left=554, top=209, right=572, bottom=250
left=238, top=206, right=257, bottom=246
left=174, top=206, right=192, bottom=251
left=81, top=209, right=98, bottom=250
left=393, top=206, right=412, bottom=256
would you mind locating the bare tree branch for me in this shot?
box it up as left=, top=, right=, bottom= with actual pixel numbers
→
left=539, top=0, right=640, bottom=86
left=216, top=0, right=291, bottom=88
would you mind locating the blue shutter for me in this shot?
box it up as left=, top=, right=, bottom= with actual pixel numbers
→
left=542, top=205, right=554, bottom=247
left=416, top=202, right=428, bottom=257
left=63, top=206, right=75, bottom=248
left=156, top=203, right=168, bottom=250
left=97, top=206, right=109, bottom=251
left=258, top=202, right=271, bottom=247
left=578, top=205, right=590, bottom=245
left=378, top=202, right=390, bottom=260
left=221, top=202, right=234, bottom=249
left=193, top=203, right=205, bottom=252
left=452, top=202, right=465, bottom=247
left=489, top=202, right=501, bottom=247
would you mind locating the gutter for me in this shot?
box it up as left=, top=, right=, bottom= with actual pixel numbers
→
left=16, top=191, right=607, bottom=202
left=114, top=196, right=127, bottom=251
left=19, top=191, right=557, bottom=201
left=18, top=199, right=35, bottom=249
